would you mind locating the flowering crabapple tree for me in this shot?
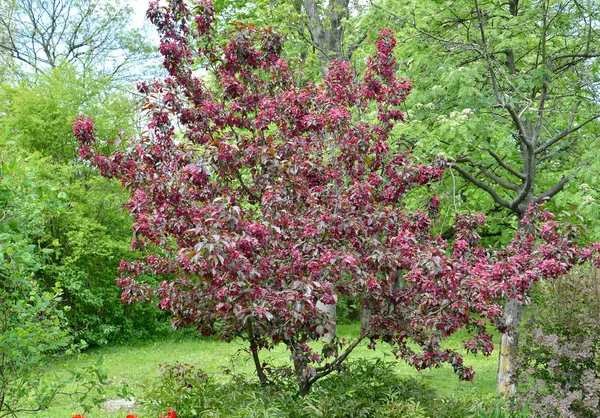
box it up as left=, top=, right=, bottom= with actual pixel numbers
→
left=72, top=0, right=600, bottom=396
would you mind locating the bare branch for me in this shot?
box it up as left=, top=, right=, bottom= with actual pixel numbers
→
left=536, top=138, right=577, bottom=163
left=458, top=157, right=520, bottom=191
left=486, top=148, right=526, bottom=180
left=346, top=32, right=367, bottom=59
left=368, top=1, right=480, bottom=52
left=449, top=163, right=512, bottom=209
left=534, top=172, right=576, bottom=202
left=535, top=113, right=600, bottom=154
left=549, top=52, right=600, bottom=63
left=0, top=0, right=149, bottom=78
left=477, top=164, right=520, bottom=191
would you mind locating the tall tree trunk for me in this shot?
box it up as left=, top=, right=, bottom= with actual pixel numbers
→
left=496, top=298, right=523, bottom=394
left=497, top=206, right=530, bottom=395
left=300, top=0, right=352, bottom=73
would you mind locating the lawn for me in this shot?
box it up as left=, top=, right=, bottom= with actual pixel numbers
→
left=32, top=323, right=501, bottom=417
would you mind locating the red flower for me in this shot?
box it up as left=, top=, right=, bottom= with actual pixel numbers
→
left=126, top=415, right=138, bottom=418
left=159, top=409, right=176, bottom=418
left=72, top=415, right=85, bottom=418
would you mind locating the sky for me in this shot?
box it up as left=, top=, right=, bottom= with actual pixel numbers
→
left=132, top=0, right=152, bottom=28
left=130, top=0, right=161, bottom=48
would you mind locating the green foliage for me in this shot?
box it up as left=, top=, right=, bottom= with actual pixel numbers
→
left=0, top=146, right=107, bottom=416
left=36, top=164, right=170, bottom=345
left=139, top=359, right=510, bottom=417
left=0, top=131, right=169, bottom=346
left=0, top=57, right=171, bottom=346
left=552, top=173, right=600, bottom=242
left=359, top=0, right=600, bottom=244
left=0, top=235, right=71, bottom=415
left=335, top=296, right=361, bottom=323
left=0, top=64, right=139, bottom=163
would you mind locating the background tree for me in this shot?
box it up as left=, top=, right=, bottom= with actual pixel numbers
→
left=0, top=64, right=138, bottom=163
left=0, top=0, right=155, bottom=79
left=74, top=0, right=599, bottom=396
left=0, top=0, right=169, bottom=345
left=370, top=0, right=600, bottom=394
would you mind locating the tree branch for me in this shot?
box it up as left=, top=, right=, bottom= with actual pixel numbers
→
left=536, top=138, right=576, bottom=163
left=346, top=32, right=367, bottom=60
left=535, top=113, right=600, bottom=154
left=485, top=148, right=525, bottom=180
left=473, top=0, right=531, bottom=150
left=310, top=334, right=366, bottom=384
left=235, top=169, right=261, bottom=203
left=457, top=157, right=520, bottom=191
left=534, top=172, right=576, bottom=202
left=449, top=163, right=512, bottom=209
left=477, top=164, right=519, bottom=191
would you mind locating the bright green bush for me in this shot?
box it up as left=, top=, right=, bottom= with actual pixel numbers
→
left=0, top=148, right=107, bottom=415
left=0, top=234, right=70, bottom=415
left=139, top=359, right=511, bottom=417
left=0, top=68, right=172, bottom=346
left=33, top=164, right=172, bottom=346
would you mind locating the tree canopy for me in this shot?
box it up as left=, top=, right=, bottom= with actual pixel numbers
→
left=0, top=0, right=155, bottom=80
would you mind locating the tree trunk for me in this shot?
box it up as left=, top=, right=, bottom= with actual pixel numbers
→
left=247, top=320, right=268, bottom=386
left=360, top=303, right=372, bottom=333
left=496, top=298, right=523, bottom=394
left=291, top=344, right=312, bottom=397
left=300, top=0, right=351, bottom=73
left=316, top=282, right=336, bottom=341
left=497, top=207, right=529, bottom=395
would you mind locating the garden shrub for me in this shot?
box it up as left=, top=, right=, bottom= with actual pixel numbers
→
left=33, top=163, right=174, bottom=347
left=139, top=358, right=510, bottom=417
left=0, top=148, right=107, bottom=415
left=515, top=264, right=600, bottom=417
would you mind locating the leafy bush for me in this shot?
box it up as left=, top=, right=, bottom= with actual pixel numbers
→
left=0, top=235, right=72, bottom=415
left=0, top=62, right=172, bottom=347
left=139, top=359, right=509, bottom=417
left=0, top=138, right=171, bottom=347
left=515, top=264, right=600, bottom=417
left=35, top=167, right=172, bottom=346
left=0, top=147, right=107, bottom=415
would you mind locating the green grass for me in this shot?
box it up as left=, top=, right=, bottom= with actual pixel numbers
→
left=32, top=323, right=500, bottom=417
